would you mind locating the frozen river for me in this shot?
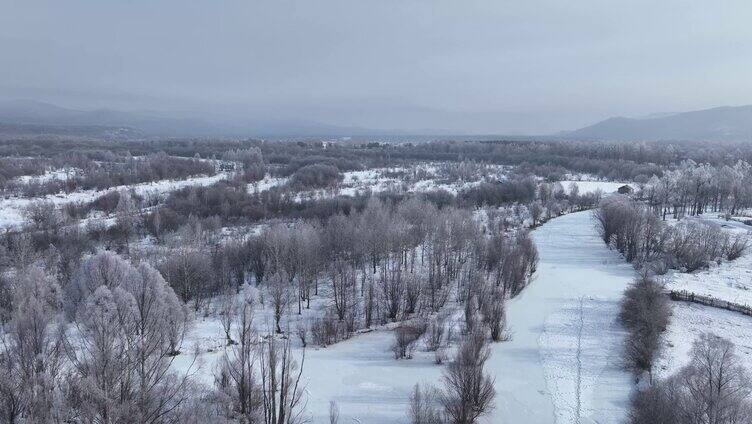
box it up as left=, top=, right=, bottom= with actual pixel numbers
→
left=488, top=210, right=635, bottom=423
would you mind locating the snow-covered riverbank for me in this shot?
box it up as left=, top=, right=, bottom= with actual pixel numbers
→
left=297, top=210, right=636, bottom=423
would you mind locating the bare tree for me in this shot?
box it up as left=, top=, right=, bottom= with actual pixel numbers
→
left=158, top=249, right=214, bottom=311
left=464, top=294, right=479, bottom=335
left=359, top=198, right=390, bottom=274
left=425, top=313, right=448, bottom=352
left=440, top=332, right=495, bottom=424
left=66, top=250, right=135, bottom=316
left=125, top=262, right=192, bottom=424
left=218, top=285, right=239, bottom=345
left=380, top=268, right=404, bottom=322
left=330, top=259, right=356, bottom=322
left=629, top=333, right=752, bottom=424
left=628, top=375, right=685, bottom=424
left=681, top=333, right=752, bottom=424
left=259, top=336, right=307, bottom=424
left=403, top=273, right=422, bottom=315
left=724, top=233, right=749, bottom=261
left=65, top=253, right=192, bottom=424
left=529, top=201, right=544, bottom=227
left=68, top=285, right=135, bottom=422
left=247, top=234, right=269, bottom=285
left=216, top=291, right=263, bottom=421
left=408, top=384, right=444, bottom=424
left=329, top=400, right=340, bottom=424
left=266, top=271, right=292, bottom=334
left=23, top=200, right=63, bottom=232
left=115, top=189, right=141, bottom=254
left=482, top=288, right=508, bottom=342
left=392, top=320, right=427, bottom=359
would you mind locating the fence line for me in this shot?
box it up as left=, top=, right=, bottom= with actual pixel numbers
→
left=668, top=290, right=752, bottom=318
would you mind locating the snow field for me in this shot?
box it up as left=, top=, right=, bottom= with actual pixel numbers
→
left=0, top=172, right=230, bottom=230
left=558, top=180, right=631, bottom=195
left=657, top=301, right=752, bottom=379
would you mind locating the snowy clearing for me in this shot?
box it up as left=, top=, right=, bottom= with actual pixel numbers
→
left=305, top=211, right=636, bottom=423
left=559, top=180, right=631, bottom=195
left=662, top=215, right=752, bottom=306
left=321, top=164, right=509, bottom=198
left=657, top=301, right=752, bottom=379
left=12, top=167, right=81, bottom=184
left=247, top=175, right=288, bottom=194
left=0, top=172, right=230, bottom=230
left=664, top=252, right=752, bottom=307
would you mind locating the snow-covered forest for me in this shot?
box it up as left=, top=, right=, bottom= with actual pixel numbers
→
left=2, top=138, right=752, bottom=423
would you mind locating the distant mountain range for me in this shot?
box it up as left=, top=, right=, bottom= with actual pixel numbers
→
left=0, top=99, right=404, bottom=138
left=2, top=99, right=752, bottom=141
left=563, top=105, right=752, bottom=142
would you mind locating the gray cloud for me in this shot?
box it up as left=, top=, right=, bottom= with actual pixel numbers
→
left=1, top=0, right=751, bottom=134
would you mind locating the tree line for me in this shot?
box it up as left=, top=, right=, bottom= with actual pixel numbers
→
left=2, top=152, right=215, bottom=198
left=595, top=195, right=748, bottom=273
left=643, top=159, right=752, bottom=218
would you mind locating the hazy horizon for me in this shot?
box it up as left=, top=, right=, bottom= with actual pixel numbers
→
left=2, top=1, right=751, bottom=135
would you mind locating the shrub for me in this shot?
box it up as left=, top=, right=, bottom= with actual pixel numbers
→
left=288, top=164, right=342, bottom=189
left=310, top=313, right=347, bottom=347
left=724, top=233, right=749, bottom=261
left=392, top=320, right=428, bottom=359
left=618, top=275, right=671, bottom=381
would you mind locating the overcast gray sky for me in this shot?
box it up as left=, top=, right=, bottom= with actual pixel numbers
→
left=1, top=0, right=751, bottom=134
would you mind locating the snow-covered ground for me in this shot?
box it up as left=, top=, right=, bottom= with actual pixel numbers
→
left=12, top=167, right=81, bottom=184
left=657, top=302, right=752, bottom=378
left=174, top=210, right=635, bottom=423
left=247, top=175, right=288, bottom=194
left=634, top=214, right=752, bottom=382
left=490, top=210, right=634, bottom=424
left=656, top=215, right=752, bottom=378
left=559, top=180, right=631, bottom=195
left=0, top=172, right=230, bottom=230
left=661, top=215, right=752, bottom=306
left=664, top=253, right=752, bottom=307
left=293, top=164, right=509, bottom=199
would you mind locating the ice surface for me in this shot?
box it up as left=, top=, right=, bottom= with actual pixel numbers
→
left=488, top=210, right=634, bottom=424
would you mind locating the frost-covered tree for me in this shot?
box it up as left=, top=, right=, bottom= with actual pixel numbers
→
left=65, top=253, right=191, bottom=423
left=0, top=266, right=65, bottom=423
left=66, top=250, right=135, bottom=316
left=114, top=189, right=142, bottom=253
left=158, top=249, right=214, bottom=311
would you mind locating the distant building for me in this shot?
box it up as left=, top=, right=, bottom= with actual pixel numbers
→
left=617, top=184, right=634, bottom=195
